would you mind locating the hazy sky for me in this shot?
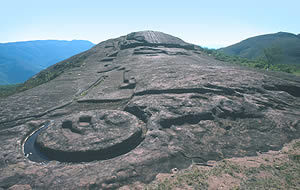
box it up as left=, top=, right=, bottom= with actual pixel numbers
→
left=1, top=0, right=299, bottom=48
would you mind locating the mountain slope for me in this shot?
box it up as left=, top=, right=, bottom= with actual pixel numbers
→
left=220, top=32, right=300, bottom=65
left=0, top=40, right=94, bottom=84
left=0, top=31, right=299, bottom=189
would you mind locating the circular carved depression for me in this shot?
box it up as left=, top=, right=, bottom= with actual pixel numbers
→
left=35, top=110, right=144, bottom=162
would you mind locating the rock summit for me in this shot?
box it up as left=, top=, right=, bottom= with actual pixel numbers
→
left=0, top=31, right=300, bottom=189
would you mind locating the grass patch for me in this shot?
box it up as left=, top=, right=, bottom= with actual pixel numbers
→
left=145, top=166, right=208, bottom=190
left=145, top=140, right=300, bottom=190
left=241, top=160, right=300, bottom=189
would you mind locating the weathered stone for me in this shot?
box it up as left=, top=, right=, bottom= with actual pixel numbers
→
left=35, top=110, right=145, bottom=162
left=0, top=31, right=299, bottom=189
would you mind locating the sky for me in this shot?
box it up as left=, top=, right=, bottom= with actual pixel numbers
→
left=1, top=0, right=299, bottom=48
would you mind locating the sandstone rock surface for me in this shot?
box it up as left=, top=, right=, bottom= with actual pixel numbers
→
left=0, top=31, right=299, bottom=189
left=36, top=110, right=145, bottom=162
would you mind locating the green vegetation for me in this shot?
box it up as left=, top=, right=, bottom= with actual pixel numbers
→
left=263, top=45, right=283, bottom=67
left=1, top=44, right=299, bottom=99
left=220, top=32, right=300, bottom=65
left=0, top=84, right=22, bottom=98
left=202, top=48, right=300, bottom=75
left=19, top=52, right=88, bottom=92
left=146, top=165, right=208, bottom=190
left=146, top=140, right=300, bottom=190
left=0, top=51, right=90, bottom=98
left=240, top=161, right=299, bottom=189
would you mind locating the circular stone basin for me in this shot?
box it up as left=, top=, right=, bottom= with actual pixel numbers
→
left=35, top=110, right=144, bottom=162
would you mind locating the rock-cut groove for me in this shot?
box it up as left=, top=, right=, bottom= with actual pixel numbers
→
left=124, top=105, right=152, bottom=123
left=35, top=129, right=144, bottom=162
left=160, top=112, right=214, bottom=128
left=134, top=87, right=237, bottom=96
left=97, top=66, right=120, bottom=74
left=263, top=84, right=300, bottom=97
left=77, top=98, right=131, bottom=104
left=275, top=84, right=300, bottom=97
left=24, top=123, right=145, bottom=163
left=23, top=123, right=51, bottom=163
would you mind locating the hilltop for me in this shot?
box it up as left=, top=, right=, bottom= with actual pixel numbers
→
left=0, top=31, right=299, bottom=189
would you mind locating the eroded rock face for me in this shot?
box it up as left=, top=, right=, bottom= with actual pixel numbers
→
left=35, top=110, right=145, bottom=162
left=0, top=31, right=300, bottom=189
left=120, top=31, right=196, bottom=50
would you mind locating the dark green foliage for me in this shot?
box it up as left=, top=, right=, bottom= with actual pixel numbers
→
left=202, top=48, right=300, bottom=75
left=263, top=45, right=283, bottom=67
left=220, top=32, right=300, bottom=65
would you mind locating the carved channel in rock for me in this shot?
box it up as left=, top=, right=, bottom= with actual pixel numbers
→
left=100, top=57, right=114, bottom=62
left=77, top=98, right=130, bottom=103
left=77, top=76, right=107, bottom=99
left=97, top=66, right=120, bottom=74
left=124, top=105, right=152, bottom=123
left=275, top=84, right=300, bottom=97
left=23, top=123, right=51, bottom=163
left=24, top=110, right=145, bottom=163
left=107, top=51, right=119, bottom=57
left=213, top=106, right=263, bottom=120
left=160, top=112, right=214, bottom=128
left=120, top=82, right=136, bottom=89
left=133, top=47, right=169, bottom=55
left=133, top=47, right=190, bottom=56
left=263, top=84, right=300, bottom=97
left=120, top=41, right=196, bottom=50
left=135, top=87, right=237, bottom=96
